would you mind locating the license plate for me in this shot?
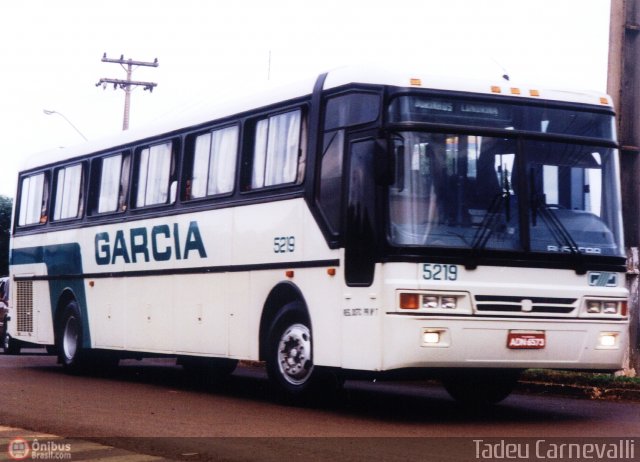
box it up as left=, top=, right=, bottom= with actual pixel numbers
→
left=507, top=331, right=546, bottom=349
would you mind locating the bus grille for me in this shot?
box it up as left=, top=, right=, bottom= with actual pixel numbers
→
left=15, top=280, right=34, bottom=333
left=474, top=295, right=577, bottom=315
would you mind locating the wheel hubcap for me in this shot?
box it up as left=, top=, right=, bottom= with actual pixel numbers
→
left=277, top=323, right=313, bottom=386
left=62, top=316, right=78, bottom=361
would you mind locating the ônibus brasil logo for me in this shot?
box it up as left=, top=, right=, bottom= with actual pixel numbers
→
left=7, top=438, right=30, bottom=460
left=7, top=437, right=72, bottom=460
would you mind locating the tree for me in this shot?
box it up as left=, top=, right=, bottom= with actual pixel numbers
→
left=0, top=196, right=13, bottom=275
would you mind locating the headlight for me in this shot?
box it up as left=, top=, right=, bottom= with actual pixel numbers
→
left=423, top=296, right=439, bottom=309
left=582, top=299, right=627, bottom=317
left=587, top=300, right=602, bottom=314
left=398, top=291, right=469, bottom=313
left=603, top=301, right=618, bottom=314
left=441, top=297, right=457, bottom=309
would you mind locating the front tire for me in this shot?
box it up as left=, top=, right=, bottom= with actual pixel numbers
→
left=442, top=369, right=522, bottom=407
left=266, top=303, right=318, bottom=400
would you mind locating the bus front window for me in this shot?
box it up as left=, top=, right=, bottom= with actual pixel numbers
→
left=526, top=141, right=624, bottom=257
left=387, top=132, right=625, bottom=258
left=388, top=132, right=520, bottom=251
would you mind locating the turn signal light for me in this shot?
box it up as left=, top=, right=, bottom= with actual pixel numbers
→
left=399, top=293, right=420, bottom=310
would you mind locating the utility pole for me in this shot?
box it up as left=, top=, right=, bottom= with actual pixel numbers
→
left=96, top=53, right=158, bottom=130
left=607, top=0, right=640, bottom=374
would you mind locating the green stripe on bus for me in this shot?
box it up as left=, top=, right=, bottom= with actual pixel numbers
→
left=11, top=244, right=91, bottom=348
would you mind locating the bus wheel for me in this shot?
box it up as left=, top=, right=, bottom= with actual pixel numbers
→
left=441, top=369, right=521, bottom=407
left=266, top=303, right=317, bottom=400
left=57, top=301, right=85, bottom=371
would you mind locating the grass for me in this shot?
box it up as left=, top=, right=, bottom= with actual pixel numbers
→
left=522, top=369, right=640, bottom=389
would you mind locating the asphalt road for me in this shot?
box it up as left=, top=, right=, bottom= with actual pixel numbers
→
left=0, top=351, right=639, bottom=461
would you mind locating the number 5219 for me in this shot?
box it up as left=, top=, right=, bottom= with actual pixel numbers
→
left=422, top=263, right=458, bottom=281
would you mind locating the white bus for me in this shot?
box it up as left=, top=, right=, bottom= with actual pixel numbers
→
left=8, top=67, right=629, bottom=405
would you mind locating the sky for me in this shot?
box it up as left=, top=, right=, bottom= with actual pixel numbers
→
left=0, top=0, right=612, bottom=198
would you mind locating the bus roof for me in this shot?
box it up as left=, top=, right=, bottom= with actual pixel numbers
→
left=20, top=65, right=613, bottom=173
left=325, top=65, right=613, bottom=107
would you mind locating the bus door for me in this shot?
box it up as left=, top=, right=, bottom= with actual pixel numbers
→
left=345, top=134, right=380, bottom=287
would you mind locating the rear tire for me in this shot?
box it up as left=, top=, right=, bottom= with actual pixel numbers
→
left=56, top=301, right=86, bottom=371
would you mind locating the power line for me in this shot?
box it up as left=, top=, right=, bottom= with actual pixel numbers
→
left=96, top=53, right=158, bottom=130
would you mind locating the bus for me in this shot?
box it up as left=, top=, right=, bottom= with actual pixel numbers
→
left=8, top=66, right=629, bottom=405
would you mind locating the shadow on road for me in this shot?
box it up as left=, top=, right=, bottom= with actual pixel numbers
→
left=29, top=356, right=589, bottom=426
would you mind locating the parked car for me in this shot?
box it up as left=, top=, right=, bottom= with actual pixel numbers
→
left=0, top=277, right=9, bottom=326
left=0, top=276, right=20, bottom=354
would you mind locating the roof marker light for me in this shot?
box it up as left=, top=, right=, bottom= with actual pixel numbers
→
left=600, top=97, right=609, bottom=105
left=510, top=87, right=521, bottom=95
left=529, top=89, right=540, bottom=97
left=410, top=78, right=422, bottom=87
left=491, top=86, right=502, bottom=94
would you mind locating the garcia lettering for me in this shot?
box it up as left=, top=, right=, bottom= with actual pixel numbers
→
left=95, top=221, right=207, bottom=265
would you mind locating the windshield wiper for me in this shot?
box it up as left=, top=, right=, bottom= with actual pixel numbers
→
left=530, top=171, right=586, bottom=274
left=471, top=166, right=513, bottom=252
left=466, top=185, right=512, bottom=270
left=471, top=190, right=509, bottom=251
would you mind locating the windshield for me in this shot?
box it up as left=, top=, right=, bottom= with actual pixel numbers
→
left=388, top=132, right=624, bottom=257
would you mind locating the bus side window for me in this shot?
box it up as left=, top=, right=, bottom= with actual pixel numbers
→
left=317, top=129, right=345, bottom=234
left=134, top=140, right=176, bottom=208
left=188, top=125, right=238, bottom=199
left=17, top=172, right=50, bottom=227
left=53, top=163, right=85, bottom=221
left=93, top=152, right=130, bottom=214
left=324, top=93, right=379, bottom=130
left=249, top=109, right=304, bottom=189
